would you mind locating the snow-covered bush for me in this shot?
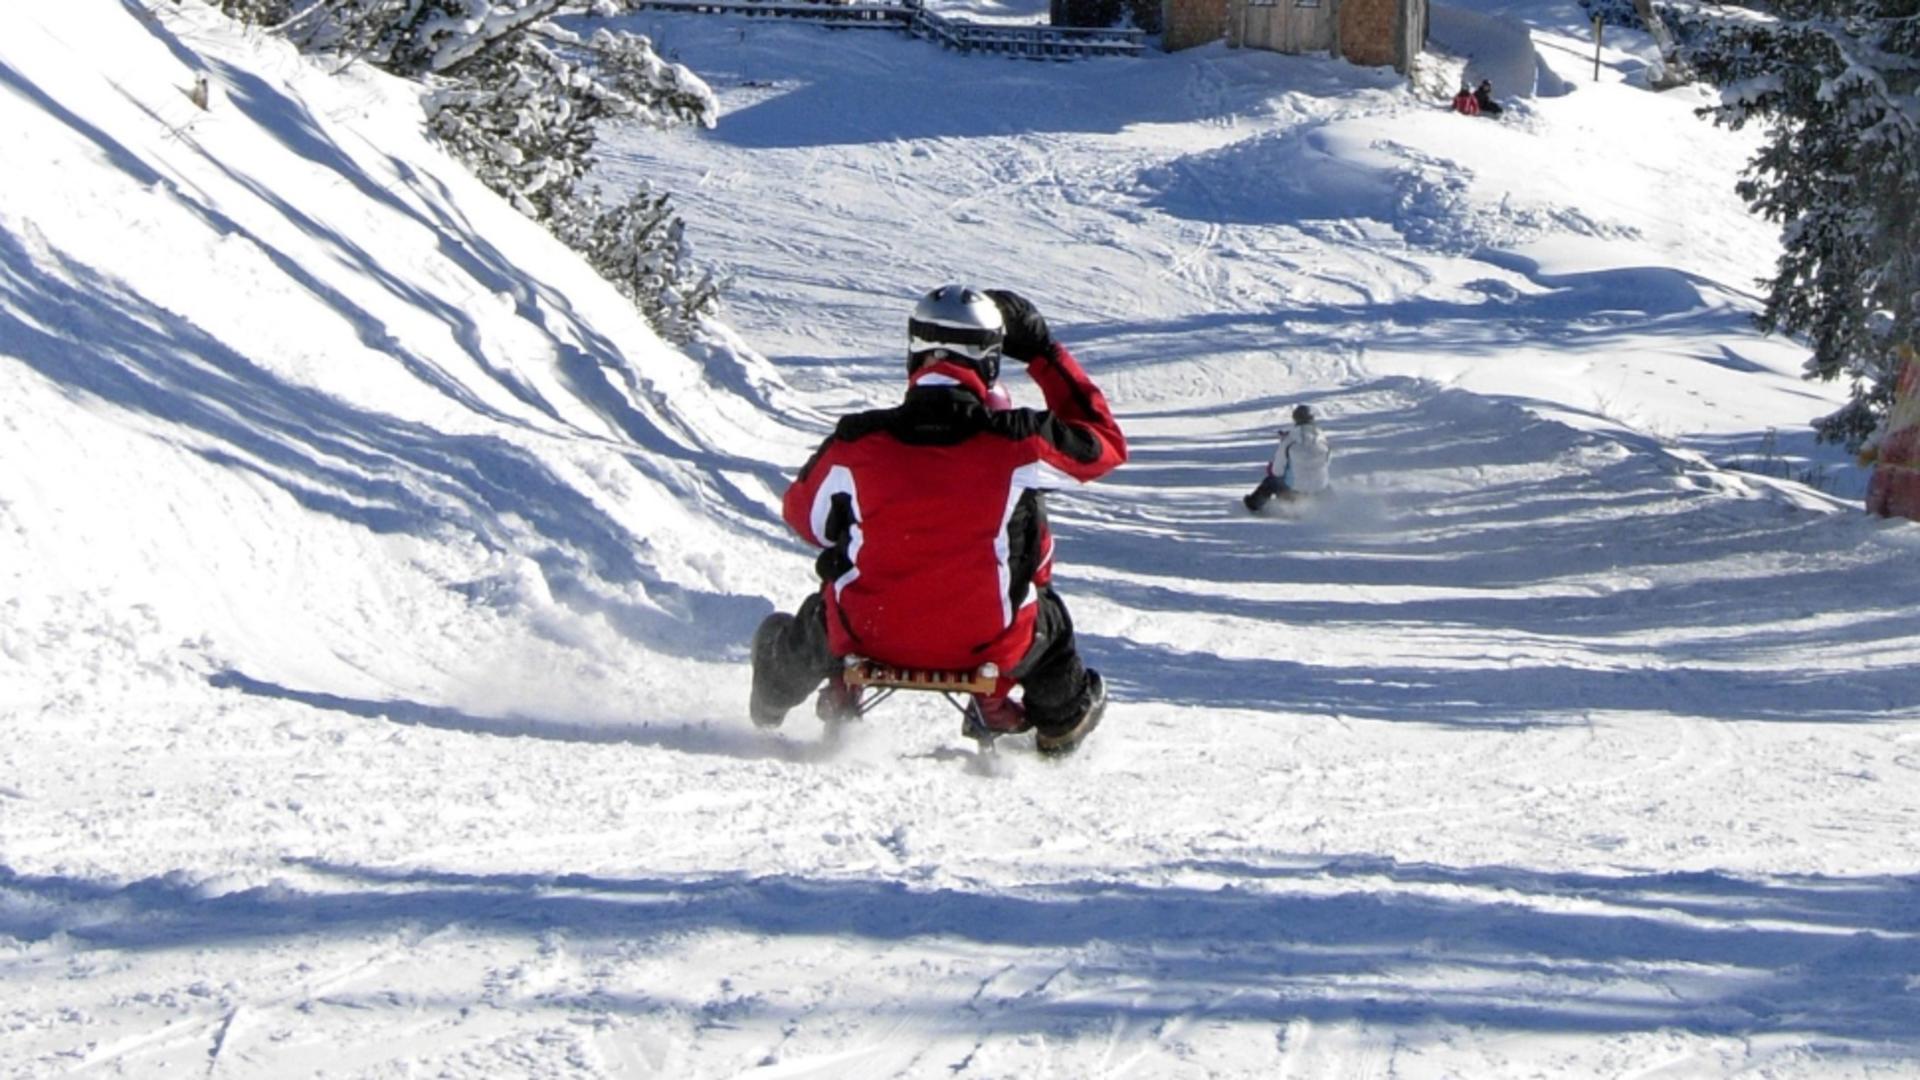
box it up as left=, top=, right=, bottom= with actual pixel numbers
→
left=1582, top=0, right=1715, bottom=36
left=570, top=185, right=723, bottom=344
left=1579, top=0, right=1657, bottom=30
left=215, top=0, right=295, bottom=23
left=423, top=34, right=601, bottom=222
left=1580, top=0, right=1699, bottom=85
left=1682, top=1, right=1920, bottom=448
left=223, top=0, right=723, bottom=343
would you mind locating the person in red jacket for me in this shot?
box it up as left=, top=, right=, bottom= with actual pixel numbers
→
left=1452, top=84, right=1480, bottom=116
left=749, top=285, right=1127, bottom=755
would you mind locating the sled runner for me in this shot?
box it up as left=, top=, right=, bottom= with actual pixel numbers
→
left=830, top=656, right=1030, bottom=752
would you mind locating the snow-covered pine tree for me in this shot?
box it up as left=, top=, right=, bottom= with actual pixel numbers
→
left=424, top=23, right=715, bottom=226
left=272, top=0, right=549, bottom=74
left=215, top=0, right=295, bottom=23
left=225, top=0, right=722, bottom=342
left=573, top=184, right=724, bottom=345
left=423, top=33, right=599, bottom=223
left=1682, top=1, right=1920, bottom=448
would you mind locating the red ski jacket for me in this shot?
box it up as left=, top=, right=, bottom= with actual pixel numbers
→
left=781, top=346, right=1126, bottom=674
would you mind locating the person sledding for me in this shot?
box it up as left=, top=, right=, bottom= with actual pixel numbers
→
left=1473, top=79, right=1505, bottom=119
left=749, top=284, right=1128, bottom=756
left=1451, top=84, right=1480, bottom=117
left=1243, top=404, right=1332, bottom=512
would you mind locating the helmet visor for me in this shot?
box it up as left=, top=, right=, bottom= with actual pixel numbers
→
left=908, top=317, right=1003, bottom=362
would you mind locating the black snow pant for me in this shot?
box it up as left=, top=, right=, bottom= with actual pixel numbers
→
left=755, top=586, right=1093, bottom=729
left=1244, top=475, right=1296, bottom=511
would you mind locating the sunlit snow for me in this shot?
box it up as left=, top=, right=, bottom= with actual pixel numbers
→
left=3, top=1, right=1918, bottom=1076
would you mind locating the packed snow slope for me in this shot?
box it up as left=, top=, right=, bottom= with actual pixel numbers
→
left=5, top=1, right=1920, bottom=1076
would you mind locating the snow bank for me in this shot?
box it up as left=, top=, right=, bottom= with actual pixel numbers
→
left=0, top=0, right=801, bottom=720
left=1430, top=3, right=1566, bottom=98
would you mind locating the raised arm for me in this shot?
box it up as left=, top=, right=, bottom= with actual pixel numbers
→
left=1025, top=342, right=1127, bottom=481
left=988, top=290, right=1127, bottom=482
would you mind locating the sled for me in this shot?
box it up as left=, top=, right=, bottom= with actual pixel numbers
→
left=828, top=656, right=1025, bottom=752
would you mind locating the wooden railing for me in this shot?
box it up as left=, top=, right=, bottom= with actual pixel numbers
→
left=626, top=0, right=1146, bottom=59
left=630, top=0, right=914, bottom=23
left=910, top=8, right=1144, bottom=57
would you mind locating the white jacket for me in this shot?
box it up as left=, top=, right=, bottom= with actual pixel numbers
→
left=1269, top=423, right=1331, bottom=492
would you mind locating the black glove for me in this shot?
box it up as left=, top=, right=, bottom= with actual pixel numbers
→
left=986, top=289, right=1054, bottom=362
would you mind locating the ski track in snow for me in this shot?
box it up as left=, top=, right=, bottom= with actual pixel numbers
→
left=4, top=1, right=1920, bottom=1077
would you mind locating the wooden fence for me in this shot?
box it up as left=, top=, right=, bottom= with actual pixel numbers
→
left=911, top=8, right=1145, bottom=57
left=628, top=0, right=1146, bottom=58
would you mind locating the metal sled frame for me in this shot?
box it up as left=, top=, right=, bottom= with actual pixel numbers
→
left=835, top=657, right=1009, bottom=751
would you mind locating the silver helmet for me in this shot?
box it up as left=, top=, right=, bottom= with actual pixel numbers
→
left=908, top=284, right=1004, bottom=384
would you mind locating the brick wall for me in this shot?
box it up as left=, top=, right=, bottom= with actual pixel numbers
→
left=1336, top=0, right=1397, bottom=67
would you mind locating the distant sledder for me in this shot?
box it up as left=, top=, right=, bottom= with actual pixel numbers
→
left=1451, top=79, right=1504, bottom=119
left=750, top=285, right=1128, bottom=756
left=1474, top=79, right=1505, bottom=118
left=1243, top=404, right=1332, bottom=513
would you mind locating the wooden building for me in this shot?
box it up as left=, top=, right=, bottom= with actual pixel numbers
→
left=1165, top=0, right=1426, bottom=75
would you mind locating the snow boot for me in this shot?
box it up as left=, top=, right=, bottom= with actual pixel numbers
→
left=1035, top=670, right=1105, bottom=757
left=815, top=673, right=861, bottom=723
left=973, top=694, right=1031, bottom=735
left=749, top=612, right=796, bottom=728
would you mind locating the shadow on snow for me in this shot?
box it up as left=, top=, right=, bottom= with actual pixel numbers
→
left=206, top=669, right=843, bottom=763
left=1052, top=379, right=1920, bottom=725
left=0, top=56, right=783, bottom=659
left=1, top=856, right=1916, bottom=1050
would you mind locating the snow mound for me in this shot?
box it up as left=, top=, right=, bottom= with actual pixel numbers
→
left=1137, top=125, right=1632, bottom=253
left=1430, top=3, right=1570, bottom=99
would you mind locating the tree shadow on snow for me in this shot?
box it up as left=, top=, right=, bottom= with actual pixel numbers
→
left=0, top=64, right=788, bottom=659
left=3, top=856, right=1917, bottom=1052
left=0, top=232, right=772, bottom=657
left=1088, top=635, right=1917, bottom=726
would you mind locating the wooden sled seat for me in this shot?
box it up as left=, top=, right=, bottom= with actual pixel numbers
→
left=839, top=656, right=1000, bottom=696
